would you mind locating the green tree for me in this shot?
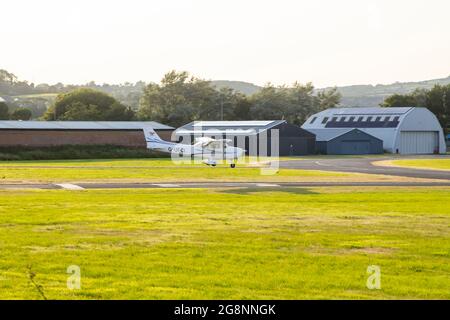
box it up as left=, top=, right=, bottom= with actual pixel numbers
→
left=382, top=84, right=450, bottom=134
left=316, top=87, right=342, bottom=110
left=44, top=88, right=135, bottom=120
left=10, top=107, right=32, bottom=120
left=0, top=101, right=9, bottom=119
left=425, top=85, right=450, bottom=134
left=249, top=83, right=340, bottom=125
left=139, top=71, right=236, bottom=127
left=381, top=94, right=417, bottom=107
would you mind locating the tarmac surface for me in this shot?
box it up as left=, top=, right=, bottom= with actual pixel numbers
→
left=0, top=155, right=449, bottom=189
left=0, top=180, right=450, bottom=190
left=280, top=155, right=450, bottom=181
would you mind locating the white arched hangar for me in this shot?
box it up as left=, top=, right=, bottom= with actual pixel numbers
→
left=302, top=107, right=446, bottom=154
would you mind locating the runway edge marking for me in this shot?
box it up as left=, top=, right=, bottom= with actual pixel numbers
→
left=54, top=183, right=85, bottom=190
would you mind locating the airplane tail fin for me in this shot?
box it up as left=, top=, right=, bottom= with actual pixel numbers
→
left=143, top=127, right=163, bottom=147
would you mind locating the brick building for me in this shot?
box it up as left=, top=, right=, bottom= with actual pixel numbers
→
left=0, top=121, right=174, bottom=147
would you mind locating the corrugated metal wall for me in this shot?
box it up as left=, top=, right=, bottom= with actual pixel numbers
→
left=399, top=131, right=438, bottom=154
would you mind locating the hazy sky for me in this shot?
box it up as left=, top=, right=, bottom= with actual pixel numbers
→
left=2, top=0, right=450, bottom=87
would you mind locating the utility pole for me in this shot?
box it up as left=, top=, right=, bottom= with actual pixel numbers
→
left=443, top=90, right=448, bottom=135
left=220, top=95, right=224, bottom=121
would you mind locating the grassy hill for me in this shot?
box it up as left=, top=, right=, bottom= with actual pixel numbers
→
left=322, top=75, right=450, bottom=107
left=213, top=75, right=450, bottom=107
left=211, top=80, right=262, bottom=95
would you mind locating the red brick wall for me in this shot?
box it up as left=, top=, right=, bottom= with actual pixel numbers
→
left=0, top=130, right=174, bottom=147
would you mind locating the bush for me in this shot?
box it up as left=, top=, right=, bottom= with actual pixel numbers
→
left=0, top=145, right=169, bottom=161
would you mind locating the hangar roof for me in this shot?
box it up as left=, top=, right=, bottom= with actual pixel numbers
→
left=326, top=107, right=412, bottom=115
left=306, top=128, right=381, bottom=142
left=302, top=107, right=415, bottom=130
left=0, top=121, right=173, bottom=130
left=305, top=128, right=354, bottom=141
left=175, top=120, right=286, bottom=135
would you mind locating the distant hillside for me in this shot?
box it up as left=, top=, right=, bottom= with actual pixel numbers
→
left=212, top=76, right=450, bottom=107
left=211, top=80, right=262, bottom=95
left=322, top=75, right=450, bottom=107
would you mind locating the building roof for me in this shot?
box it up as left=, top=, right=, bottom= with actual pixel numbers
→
left=0, top=121, right=173, bottom=130
left=306, top=128, right=381, bottom=142
left=305, top=128, right=354, bottom=141
left=302, top=107, right=416, bottom=130
left=326, top=107, right=413, bottom=115
left=175, top=120, right=286, bottom=135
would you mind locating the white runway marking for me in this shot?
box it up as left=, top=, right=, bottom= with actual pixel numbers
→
left=256, top=183, right=280, bottom=187
left=153, top=184, right=182, bottom=188
left=55, top=183, right=85, bottom=190
left=315, top=161, right=333, bottom=167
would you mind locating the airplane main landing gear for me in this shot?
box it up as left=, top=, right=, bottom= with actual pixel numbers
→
left=230, top=163, right=236, bottom=168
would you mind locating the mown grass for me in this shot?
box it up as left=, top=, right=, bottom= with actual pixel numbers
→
left=0, top=158, right=423, bottom=183
left=0, top=158, right=350, bottom=183
left=390, top=159, right=450, bottom=171
left=0, top=187, right=448, bottom=299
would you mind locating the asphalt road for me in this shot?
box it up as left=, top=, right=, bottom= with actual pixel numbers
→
left=1, top=180, right=450, bottom=190
left=280, top=155, right=450, bottom=181
left=0, top=155, right=449, bottom=189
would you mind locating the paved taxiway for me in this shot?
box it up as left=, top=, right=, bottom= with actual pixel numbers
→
left=1, top=181, right=450, bottom=190
left=0, top=155, right=448, bottom=189
left=280, top=155, right=450, bottom=180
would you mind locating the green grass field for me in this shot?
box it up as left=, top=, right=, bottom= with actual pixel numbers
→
left=389, top=159, right=450, bottom=171
left=0, top=187, right=448, bottom=299
left=0, top=158, right=423, bottom=183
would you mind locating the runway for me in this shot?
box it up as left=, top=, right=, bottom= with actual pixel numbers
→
left=0, top=155, right=449, bottom=189
left=1, top=181, right=450, bottom=190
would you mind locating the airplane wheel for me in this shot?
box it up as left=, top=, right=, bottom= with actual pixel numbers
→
left=230, top=163, right=236, bottom=168
left=212, top=164, right=217, bottom=167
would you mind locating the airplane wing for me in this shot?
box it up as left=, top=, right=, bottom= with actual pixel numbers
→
left=194, top=137, right=232, bottom=149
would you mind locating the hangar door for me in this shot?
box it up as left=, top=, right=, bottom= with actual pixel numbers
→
left=341, top=140, right=370, bottom=154
left=399, top=131, right=438, bottom=154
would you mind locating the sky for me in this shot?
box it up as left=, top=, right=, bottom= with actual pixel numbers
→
left=1, top=0, right=450, bottom=88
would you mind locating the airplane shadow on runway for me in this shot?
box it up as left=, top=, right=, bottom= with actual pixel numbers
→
left=220, top=187, right=318, bottom=195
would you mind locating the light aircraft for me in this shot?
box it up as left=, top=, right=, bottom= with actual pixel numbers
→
left=143, top=127, right=245, bottom=167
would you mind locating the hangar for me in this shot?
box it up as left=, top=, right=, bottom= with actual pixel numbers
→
left=308, top=128, right=383, bottom=155
left=174, top=120, right=316, bottom=156
left=0, top=121, right=173, bottom=147
left=302, top=107, right=446, bottom=154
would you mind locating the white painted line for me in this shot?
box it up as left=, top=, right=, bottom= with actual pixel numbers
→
left=55, top=183, right=85, bottom=190
left=315, top=161, right=333, bottom=167
left=256, top=183, right=280, bottom=187
left=153, top=184, right=182, bottom=188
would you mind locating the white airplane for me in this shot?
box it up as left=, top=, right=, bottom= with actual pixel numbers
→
left=143, top=127, right=245, bottom=167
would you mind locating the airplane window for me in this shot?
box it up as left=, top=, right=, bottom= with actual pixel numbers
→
left=310, top=117, right=317, bottom=124
left=321, top=117, right=329, bottom=124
